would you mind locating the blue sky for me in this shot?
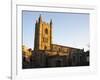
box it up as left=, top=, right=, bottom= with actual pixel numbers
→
left=22, top=10, right=89, bottom=50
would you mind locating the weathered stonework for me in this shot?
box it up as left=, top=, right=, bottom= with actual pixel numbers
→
left=34, top=15, right=82, bottom=56
left=34, top=15, right=52, bottom=51
left=22, top=15, right=89, bottom=68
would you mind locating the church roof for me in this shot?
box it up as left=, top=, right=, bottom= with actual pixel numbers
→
left=52, top=44, right=82, bottom=50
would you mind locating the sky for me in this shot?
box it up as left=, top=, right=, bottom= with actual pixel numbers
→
left=22, top=10, right=89, bottom=50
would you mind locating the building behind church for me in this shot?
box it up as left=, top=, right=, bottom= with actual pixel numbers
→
left=22, top=15, right=89, bottom=69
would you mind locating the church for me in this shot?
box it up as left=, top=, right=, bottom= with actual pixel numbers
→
left=22, top=15, right=89, bottom=68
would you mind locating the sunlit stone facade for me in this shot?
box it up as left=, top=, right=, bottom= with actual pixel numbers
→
left=34, top=15, right=82, bottom=56
left=22, top=15, right=89, bottom=68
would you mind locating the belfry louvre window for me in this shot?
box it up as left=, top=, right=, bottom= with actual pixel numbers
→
left=45, top=28, right=48, bottom=34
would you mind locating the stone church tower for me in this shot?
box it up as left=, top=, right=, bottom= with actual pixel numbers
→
left=34, top=15, right=52, bottom=51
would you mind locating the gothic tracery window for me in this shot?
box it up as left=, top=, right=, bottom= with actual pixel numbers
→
left=45, top=28, right=48, bottom=34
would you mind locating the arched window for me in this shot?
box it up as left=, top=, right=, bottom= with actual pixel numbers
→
left=45, top=28, right=48, bottom=34
left=44, top=46, right=47, bottom=50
